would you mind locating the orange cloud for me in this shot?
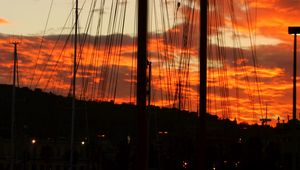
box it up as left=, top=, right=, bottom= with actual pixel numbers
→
left=0, top=18, right=9, bottom=25
left=1, top=0, right=300, bottom=126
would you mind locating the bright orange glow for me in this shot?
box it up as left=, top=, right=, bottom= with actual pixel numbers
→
left=1, top=0, right=300, bottom=126
left=0, top=18, right=8, bottom=25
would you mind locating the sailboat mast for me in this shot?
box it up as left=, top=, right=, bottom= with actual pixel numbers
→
left=10, top=42, right=19, bottom=170
left=70, top=0, right=78, bottom=169
left=137, top=0, right=148, bottom=169
left=199, top=0, right=208, bottom=169
left=293, top=33, right=297, bottom=120
left=148, top=61, right=152, bottom=107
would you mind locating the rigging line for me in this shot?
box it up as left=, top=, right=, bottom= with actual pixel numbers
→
left=152, top=0, right=165, bottom=107
left=105, top=0, right=121, bottom=100
left=113, top=0, right=127, bottom=101
left=29, top=0, right=54, bottom=89
left=208, top=1, right=222, bottom=115
left=220, top=3, right=231, bottom=118
left=110, top=1, right=127, bottom=100
left=211, top=1, right=228, bottom=118
left=91, top=0, right=106, bottom=100
left=231, top=0, right=251, bottom=121
left=184, top=0, right=196, bottom=111
left=44, top=33, right=72, bottom=90
left=175, top=2, right=190, bottom=110
left=159, top=0, right=173, bottom=105
left=97, top=0, right=117, bottom=100
left=35, top=0, right=87, bottom=90
left=149, top=2, right=162, bottom=167
left=76, top=0, right=97, bottom=99
left=227, top=0, right=248, bottom=119
left=83, top=2, right=102, bottom=97
left=68, top=0, right=94, bottom=98
left=110, top=1, right=127, bottom=101
left=34, top=7, right=74, bottom=89
left=78, top=0, right=98, bottom=100
left=227, top=0, right=240, bottom=120
left=45, top=0, right=88, bottom=92
left=244, top=0, right=263, bottom=118
left=129, top=0, right=137, bottom=104
left=77, top=1, right=91, bottom=99
left=73, top=0, right=96, bottom=143
left=158, top=0, right=169, bottom=104
left=54, top=57, right=68, bottom=95
left=164, top=0, right=180, bottom=105
left=101, top=0, right=117, bottom=98
left=227, top=0, right=254, bottom=121
left=173, top=1, right=184, bottom=108
left=108, top=1, right=123, bottom=100
left=92, top=0, right=106, bottom=100
left=184, top=0, right=196, bottom=110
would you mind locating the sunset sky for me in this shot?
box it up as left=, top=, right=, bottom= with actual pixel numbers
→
left=1, top=0, right=300, bottom=126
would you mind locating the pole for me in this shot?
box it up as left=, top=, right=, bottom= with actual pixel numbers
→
left=293, top=33, right=297, bottom=120
left=137, top=0, right=148, bottom=169
left=70, top=0, right=78, bottom=169
left=178, top=81, right=181, bottom=110
left=198, top=0, right=208, bottom=169
left=10, top=42, right=18, bottom=170
left=148, top=61, right=151, bottom=107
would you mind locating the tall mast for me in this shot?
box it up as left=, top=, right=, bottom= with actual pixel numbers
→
left=288, top=26, right=300, bottom=121
left=137, top=0, right=148, bottom=169
left=148, top=61, right=152, bottom=107
left=293, top=33, right=297, bottom=120
left=198, top=0, right=208, bottom=169
left=288, top=26, right=300, bottom=170
left=10, top=42, right=19, bottom=170
left=70, top=0, right=78, bottom=169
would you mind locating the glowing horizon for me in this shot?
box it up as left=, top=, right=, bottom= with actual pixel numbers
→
left=1, top=0, right=300, bottom=126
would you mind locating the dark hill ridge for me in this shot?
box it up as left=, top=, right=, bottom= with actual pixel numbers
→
left=0, top=84, right=239, bottom=140
left=1, top=84, right=299, bottom=169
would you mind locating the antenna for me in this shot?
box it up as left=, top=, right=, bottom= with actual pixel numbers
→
left=260, top=103, right=271, bottom=126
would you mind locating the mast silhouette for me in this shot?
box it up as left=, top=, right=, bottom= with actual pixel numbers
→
left=10, top=42, right=19, bottom=170
left=137, top=0, right=148, bottom=169
left=198, top=0, right=208, bottom=169
left=288, top=27, right=300, bottom=121
left=70, top=0, right=78, bottom=169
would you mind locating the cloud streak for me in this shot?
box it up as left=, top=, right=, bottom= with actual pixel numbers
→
left=1, top=0, right=300, bottom=126
left=0, top=18, right=9, bottom=25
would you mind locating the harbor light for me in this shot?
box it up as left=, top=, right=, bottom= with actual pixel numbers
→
left=158, top=131, right=169, bottom=135
left=127, top=135, right=131, bottom=144
left=182, top=160, right=188, bottom=169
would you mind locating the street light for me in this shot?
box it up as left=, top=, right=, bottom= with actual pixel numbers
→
left=288, top=26, right=300, bottom=121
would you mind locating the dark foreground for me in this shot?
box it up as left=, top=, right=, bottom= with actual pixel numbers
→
left=0, top=84, right=299, bottom=170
